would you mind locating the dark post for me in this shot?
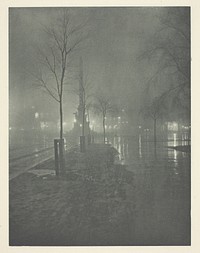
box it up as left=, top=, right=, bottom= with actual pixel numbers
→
left=54, top=138, right=65, bottom=176
left=80, top=136, right=86, bottom=152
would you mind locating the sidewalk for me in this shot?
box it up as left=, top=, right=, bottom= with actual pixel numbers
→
left=9, top=143, right=136, bottom=246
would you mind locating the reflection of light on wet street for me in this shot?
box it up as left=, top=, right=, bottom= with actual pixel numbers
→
left=173, top=133, right=177, bottom=147
left=110, top=134, right=190, bottom=245
left=125, top=142, right=129, bottom=159
left=181, top=133, right=189, bottom=146
left=34, top=148, right=39, bottom=157
left=174, top=167, right=179, bottom=175
left=112, top=136, right=130, bottom=164
left=174, top=149, right=177, bottom=160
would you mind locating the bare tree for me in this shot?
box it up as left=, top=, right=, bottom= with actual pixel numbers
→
left=78, top=58, right=93, bottom=137
left=30, top=9, right=88, bottom=173
left=71, top=57, right=94, bottom=150
left=93, top=92, right=115, bottom=144
left=139, top=8, right=190, bottom=120
left=140, top=96, right=165, bottom=145
left=33, top=9, right=88, bottom=140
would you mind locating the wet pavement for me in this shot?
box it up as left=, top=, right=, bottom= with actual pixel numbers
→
left=9, top=134, right=191, bottom=245
left=9, top=137, right=72, bottom=180
left=110, top=135, right=191, bottom=245
left=9, top=145, right=54, bottom=180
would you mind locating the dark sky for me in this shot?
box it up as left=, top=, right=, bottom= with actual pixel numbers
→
left=9, top=7, right=166, bottom=127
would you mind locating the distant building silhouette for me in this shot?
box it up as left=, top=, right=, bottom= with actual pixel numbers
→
left=73, top=57, right=90, bottom=142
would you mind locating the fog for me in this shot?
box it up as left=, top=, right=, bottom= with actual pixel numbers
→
left=9, top=7, right=190, bottom=133
left=9, top=7, right=191, bottom=246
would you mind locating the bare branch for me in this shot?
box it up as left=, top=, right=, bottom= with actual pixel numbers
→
left=29, top=69, right=60, bottom=103
left=38, top=74, right=60, bottom=103
left=52, top=29, right=63, bottom=52
left=66, top=33, right=88, bottom=55
left=67, top=19, right=88, bottom=39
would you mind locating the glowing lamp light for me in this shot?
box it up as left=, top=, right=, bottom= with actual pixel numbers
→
left=168, top=122, right=178, bottom=131
left=35, top=112, right=39, bottom=119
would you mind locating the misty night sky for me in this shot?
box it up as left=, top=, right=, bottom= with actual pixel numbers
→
left=9, top=7, right=176, bottom=128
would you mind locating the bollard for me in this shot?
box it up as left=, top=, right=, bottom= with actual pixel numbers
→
left=54, top=138, right=65, bottom=176
left=80, top=136, right=86, bottom=152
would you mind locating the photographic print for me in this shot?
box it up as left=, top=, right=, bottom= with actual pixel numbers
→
left=9, top=6, right=191, bottom=246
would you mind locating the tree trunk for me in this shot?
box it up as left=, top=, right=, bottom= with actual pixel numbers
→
left=60, top=100, right=63, bottom=140
left=80, top=106, right=86, bottom=152
left=153, top=118, right=157, bottom=143
left=82, top=106, right=85, bottom=137
left=87, top=109, right=91, bottom=145
left=59, top=98, right=65, bottom=173
left=103, top=116, right=106, bottom=144
left=87, top=109, right=91, bottom=136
